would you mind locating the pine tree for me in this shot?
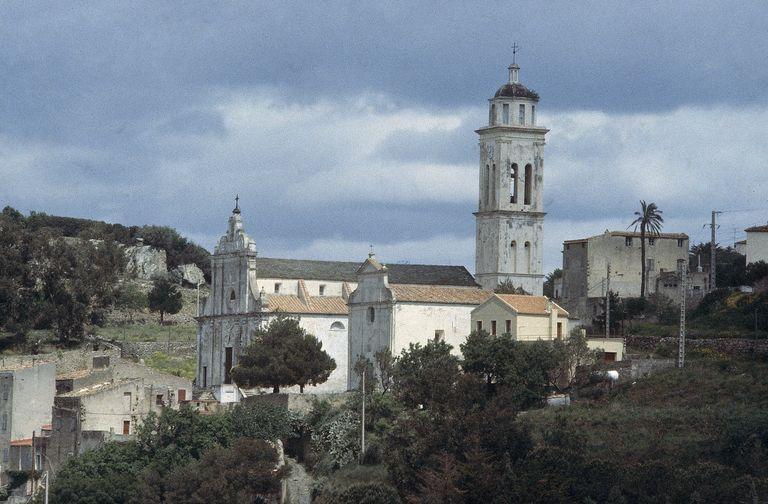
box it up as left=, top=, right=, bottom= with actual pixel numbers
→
left=147, top=276, right=183, bottom=324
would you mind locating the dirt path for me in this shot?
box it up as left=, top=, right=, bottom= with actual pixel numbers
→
left=284, top=458, right=312, bottom=504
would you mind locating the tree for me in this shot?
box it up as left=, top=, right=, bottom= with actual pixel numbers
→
left=147, top=276, right=182, bottom=324
left=495, top=280, right=529, bottom=295
left=392, top=340, right=461, bottom=410
left=375, top=349, right=395, bottom=394
left=629, top=200, right=664, bottom=298
left=543, top=269, right=563, bottom=298
left=231, top=317, right=335, bottom=393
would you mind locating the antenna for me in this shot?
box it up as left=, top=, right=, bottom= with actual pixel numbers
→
left=511, top=42, right=520, bottom=64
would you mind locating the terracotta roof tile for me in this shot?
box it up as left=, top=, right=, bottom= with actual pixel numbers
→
left=10, top=438, right=33, bottom=447
left=267, top=295, right=348, bottom=315
left=494, top=294, right=569, bottom=316
left=390, top=284, right=492, bottom=305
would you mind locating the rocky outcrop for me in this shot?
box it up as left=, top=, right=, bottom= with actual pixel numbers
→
left=124, top=245, right=167, bottom=280
left=171, top=263, right=206, bottom=287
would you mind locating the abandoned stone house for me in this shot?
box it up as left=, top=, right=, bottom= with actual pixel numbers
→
left=196, top=61, right=559, bottom=398
left=560, top=231, right=690, bottom=321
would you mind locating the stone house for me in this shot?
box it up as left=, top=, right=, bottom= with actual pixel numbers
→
left=745, top=225, right=768, bottom=265
left=470, top=293, right=569, bottom=341
left=0, top=362, right=55, bottom=481
left=560, top=231, right=689, bottom=321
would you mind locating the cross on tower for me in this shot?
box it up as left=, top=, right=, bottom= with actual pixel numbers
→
left=233, top=194, right=241, bottom=213
left=511, top=42, right=520, bottom=64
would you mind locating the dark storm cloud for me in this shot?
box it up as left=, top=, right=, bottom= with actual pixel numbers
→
left=1, top=1, right=767, bottom=273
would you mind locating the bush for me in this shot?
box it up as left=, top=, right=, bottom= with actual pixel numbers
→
left=335, top=482, right=401, bottom=504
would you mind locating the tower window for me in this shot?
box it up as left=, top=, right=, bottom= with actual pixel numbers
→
left=524, top=241, right=531, bottom=273
left=502, top=103, right=509, bottom=124
left=491, top=164, right=496, bottom=207
left=368, top=307, right=375, bottom=323
left=519, top=104, right=525, bottom=124
left=484, top=165, right=490, bottom=208
left=524, top=164, right=532, bottom=205
left=531, top=105, right=536, bottom=125
left=510, top=240, right=517, bottom=273
left=510, top=163, right=518, bottom=204
left=490, top=103, right=496, bottom=125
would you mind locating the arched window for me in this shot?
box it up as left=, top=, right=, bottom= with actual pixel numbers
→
left=330, top=321, right=345, bottom=331
left=524, top=164, right=532, bottom=205
left=509, top=163, right=518, bottom=204
left=524, top=241, right=532, bottom=273
left=510, top=241, right=517, bottom=272
left=484, top=165, right=490, bottom=208
left=490, top=103, right=496, bottom=125
left=491, top=164, right=496, bottom=207
left=229, top=290, right=236, bottom=301
left=368, top=307, right=375, bottom=323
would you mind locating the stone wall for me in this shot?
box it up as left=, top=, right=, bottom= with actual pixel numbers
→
left=244, top=392, right=351, bottom=416
left=120, top=341, right=196, bottom=360
left=627, top=335, right=768, bottom=359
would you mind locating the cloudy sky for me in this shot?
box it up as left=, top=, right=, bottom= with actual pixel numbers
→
left=2, top=1, right=767, bottom=273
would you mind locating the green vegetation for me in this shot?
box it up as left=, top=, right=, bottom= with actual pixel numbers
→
left=630, top=200, right=664, bottom=299
left=144, top=352, right=196, bottom=380
left=232, top=317, right=336, bottom=393
left=94, top=324, right=196, bottom=343
left=43, top=403, right=296, bottom=504
left=147, top=276, right=183, bottom=324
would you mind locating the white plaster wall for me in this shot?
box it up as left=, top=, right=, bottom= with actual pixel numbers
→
left=746, top=231, right=768, bottom=265
left=9, top=363, right=55, bottom=441
left=255, top=279, right=357, bottom=297
left=392, top=303, right=475, bottom=357
left=587, top=234, right=688, bottom=299
left=79, top=381, right=146, bottom=434
left=587, top=338, right=624, bottom=361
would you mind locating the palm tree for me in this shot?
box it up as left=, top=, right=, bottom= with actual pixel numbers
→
left=629, top=201, right=664, bottom=298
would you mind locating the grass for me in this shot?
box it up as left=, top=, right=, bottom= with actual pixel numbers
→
left=94, top=324, right=196, bottom=343
left=144, top=351, right=196, bottom=380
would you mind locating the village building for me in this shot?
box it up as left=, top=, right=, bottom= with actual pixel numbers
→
left=470, top=293, right=568, bottom=341
left=475, top=62, right=547, bottom=295
left=560, top=231, right=690, bottom=321
left=745, top=225, right=768, bottom=265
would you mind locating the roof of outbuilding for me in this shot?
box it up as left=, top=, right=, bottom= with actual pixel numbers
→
left=254, top=257, right=478, bottom=287
left=494, top=294, right=569, bottom=317
left=494, top=82, right=539, bottom=100
left=390, top=284, right=492, bottom=305
left=564, top=231, right=689, bottom=244
left=746, top=225, right=768, bottom=233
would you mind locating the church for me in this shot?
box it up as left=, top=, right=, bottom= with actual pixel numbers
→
left=195, top=61, right=551, bottom=400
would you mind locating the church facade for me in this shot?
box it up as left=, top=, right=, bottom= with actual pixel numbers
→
left=195, top=61, right=551, bottom=398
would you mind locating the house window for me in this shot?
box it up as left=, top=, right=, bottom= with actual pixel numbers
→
left=502, top=103, right=510, bottom=124
left=518, top=104, right=525, bottom=124
left=178, top=389, right=186, bottom=402
left=625, top=237, right=633, bottom=247
left=319, top=284, right=326, bottom=296
left=523, top=164, right=532, bottom=205
left=123, top=421, right=130, bottom=435
left=368, top=307, right=375, bottom=323
left=1, top=414, right=6, bottom=431
left=155, top=394, right=164, bottom=406
left=476, top=321, right=483, bottom=332
left=123, top=392, right=131, bottom=410
left=648, top=238, right=656, bottom=246
left=434, top=330, right=445, bottom=341
left=557, top=322, right=563, bottom=338
left=491, top=320, right=497, bottom=336
left=274, top=283, right=281, bottom=294
left=505, top=320, right=511, bottom=334
left=678, top=239, right=684, bottom=247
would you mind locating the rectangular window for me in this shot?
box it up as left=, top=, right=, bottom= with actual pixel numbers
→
left=531, top=105, right=536, bottom=125
left=557, top=322, right=563, bottom=338
left=202, top=367, right=207, bottom=388
left=476, top=321, right=483, bottom=332
left=502, top=103, right=509, bottom=124
left=648, top=237, right=656, bottom=246
left=224, top=347, right=233, bottom=385
left=122, top=421, right=130, bottom=435
left=122, top=392, right=131, bottom=411
left=518, top=104, right=525, bottom=124
left=155, top=394, right=164, bottom=406
left=274, top=283, right=281, bottom=294
left=625, top=237, right=633, bottom=247
left=491, top=320, right=497, bottom=336
left=647, top=259, right=655, bottom=271
left=319, top=284, right=326, bottom=296
left=678, top=239, right=684, bottom=247
left=434, top=330, right=445, bottom=341
left=178, top=389, right=186, bottom=402
left=505, top=320, right=511, bottom=334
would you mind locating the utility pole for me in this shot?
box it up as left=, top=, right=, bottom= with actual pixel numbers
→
left=678, top=259, right=687, bottom=369
left=708, top=210, right=721, bottom=291
left=605, top=261, right=611, bottom=338
left=360, top=366, right=366, bottom=462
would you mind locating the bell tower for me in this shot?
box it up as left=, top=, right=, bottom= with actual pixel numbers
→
left=474, top=59, right=548, bottom=295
